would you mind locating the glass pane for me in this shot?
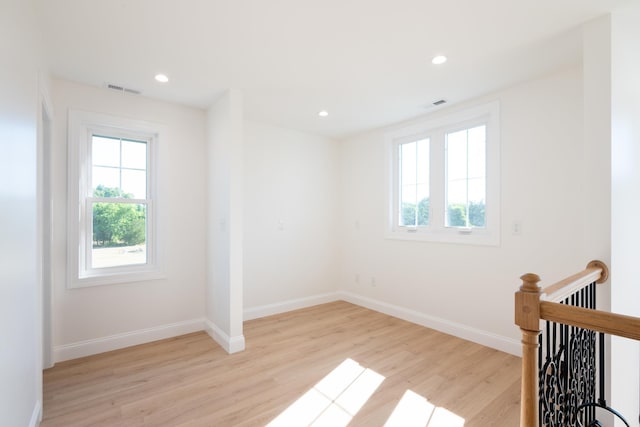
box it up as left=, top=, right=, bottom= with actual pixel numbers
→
left=92, top=135, right=120, bottom=167
left=401, top=201, right=417, bottom=226
left=92, top=202, right=147, bottom=268
left=121, top=139, right=147, bottom=169
left=92, top=167, right=120, bottom=196
left=445, top=126, right=487, bottom=228
left=416, top=184, right=429, bottom=226
left=121, top=169, right=146, bottom=199
left=468, top=177, right=485, bottom=204
left=415, top=139, right=429, bottom=186
left=399, top=138, right=429, bottom=227
left=446, top=129, right=468, bottom=182
left=468, top=201, right=486, bottom=227
left=468, top=177, right=486, bottom=227
left=447, top=203, right=468, bottom=227
left=400, top=142, right=417, bottom=192
left=446, top=179, right=466, bottom=206
left=467, top=125, right=486, bottom=179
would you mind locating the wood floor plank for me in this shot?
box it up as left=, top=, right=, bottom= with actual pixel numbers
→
left=42, top=301, right=521, bottom=426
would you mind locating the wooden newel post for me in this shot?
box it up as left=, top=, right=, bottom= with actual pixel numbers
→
left=515, top=273, right=542, bottom=427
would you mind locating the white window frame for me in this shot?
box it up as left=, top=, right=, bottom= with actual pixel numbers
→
left=386, top=101, right=500, bottom=246
left=67, top=110, right=165, bottom=288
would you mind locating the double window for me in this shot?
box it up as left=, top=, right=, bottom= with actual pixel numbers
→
left=68, top=111, right=164, bottom=287
left=387, top=101, right=500, bottom=245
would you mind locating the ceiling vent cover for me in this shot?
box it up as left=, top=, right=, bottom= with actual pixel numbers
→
left=105, top=83, right=141, bottom=95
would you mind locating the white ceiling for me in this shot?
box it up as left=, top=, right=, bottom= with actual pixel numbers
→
left=35, top=0, right=629, bottom=139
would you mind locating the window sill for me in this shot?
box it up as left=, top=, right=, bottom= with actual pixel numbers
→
left=385, top=228, right=500, bottom=246
left=69, top=269, right=165, bottom=288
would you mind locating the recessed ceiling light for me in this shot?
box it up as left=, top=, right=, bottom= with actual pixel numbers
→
left=155, top=74, right=169, bottom=83
left=432, top=55, right=447, bottom=65
left=318, top=110, right=329, bottom=117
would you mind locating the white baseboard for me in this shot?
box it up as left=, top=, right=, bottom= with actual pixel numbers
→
left=338, top=291, right=521, bottom=356
left=244, top=292, right=341, bottom=321
left=52, top=293, right=519, bottom=363
left=53, top=318, right=205, bottom=363
left=204, top=319, right=245, bottom=354
left=29, top=399, right=41, bottom=427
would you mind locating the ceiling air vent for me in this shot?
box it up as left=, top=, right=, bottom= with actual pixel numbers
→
left=105, top=83, right=141, bottom=95
left=433, top=99, right=446, bottom=106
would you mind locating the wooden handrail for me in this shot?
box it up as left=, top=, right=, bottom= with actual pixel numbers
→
left=541, top=260, right=608, bottom=302
left=540, top=301, right=640, bottom=341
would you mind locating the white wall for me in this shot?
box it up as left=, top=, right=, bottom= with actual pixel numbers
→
left=50, top=79, right=208, bottom=361
left=582, top=15, right=615, bottom=425
left=243, top=121, right=340, bottom=318
left=583, top=16, right=612, bottom=311
left=205, top=90, right=245, bottom=353
left=0, top=0, right=43, bottom=425
left=611, top=3, right=640, bottom=423
left=339, top=67, right=587, bottom=354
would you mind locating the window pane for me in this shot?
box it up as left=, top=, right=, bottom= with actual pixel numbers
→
left=92, top=135, right=120, bottom=167
left=92, top=167, right=120, bottom=195
left=447, top=203, right=468, bottom=227
left=400, top=142, right=417, bottom=193
left=446, top=130, right=467, bottom=181
left=399, top=138, right=429, bottom=227
left=92, top=136, right=148, bottom=199
left=416, top=184, right=429, bottom=226
left=467, top=126, right=486, bottom=179
left=121, top=139, right=147, bottom=169
left=446, top=180, right=467, bottom=205
left=92, top=202, right=147, bottom=268
left=468, top=177, right=485, bottom=204
left=445, top=126, right=486, bottom=228
left=121, top=169, right=146, bottom=199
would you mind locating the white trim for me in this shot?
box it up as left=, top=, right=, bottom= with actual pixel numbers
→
left=29, top=399, right=42, bottom=427
left=204, top=320, right=246, bottom=354
left=53, top=318, right=204, bottom=362
left=338, top=291, right=521, bottom=356
left=67, top=110, right=167, bottom=288
left=243, top=292, right=341, bottom=321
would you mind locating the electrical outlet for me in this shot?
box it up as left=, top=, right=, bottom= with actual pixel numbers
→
left=512, top=221, right=522, bottom=236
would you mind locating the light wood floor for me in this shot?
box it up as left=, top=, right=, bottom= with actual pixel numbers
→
left=42, top=301, right=521, bottom=426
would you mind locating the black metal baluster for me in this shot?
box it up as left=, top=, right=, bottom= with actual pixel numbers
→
left=539, top=327, right=543, bottom=427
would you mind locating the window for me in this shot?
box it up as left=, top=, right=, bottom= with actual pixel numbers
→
left=68, top=111, right=164, bottom=287
left=387, top=101, right=500, bottom=245
left=399, top=137, right=430, bottom=227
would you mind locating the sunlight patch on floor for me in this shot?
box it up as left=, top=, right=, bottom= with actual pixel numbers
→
left=384, top=389, right=465, bottom=427
left=266, top=358, right=385, bottom=427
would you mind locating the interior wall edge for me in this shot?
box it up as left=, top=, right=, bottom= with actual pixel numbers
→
left=204, top=318, right=246, bottom=354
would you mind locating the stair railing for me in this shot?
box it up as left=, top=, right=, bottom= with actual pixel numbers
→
left=515, top=260, right=640, bottom=427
